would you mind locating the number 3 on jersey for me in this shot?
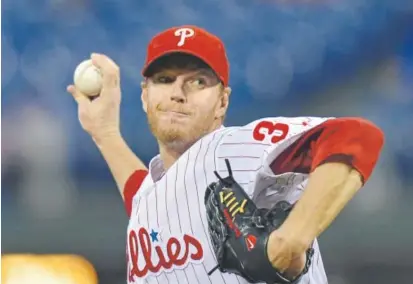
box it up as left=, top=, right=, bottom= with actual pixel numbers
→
left=253, top=120, right=289, bottom=144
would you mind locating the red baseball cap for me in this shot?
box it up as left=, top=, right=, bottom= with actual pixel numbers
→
left=142, top=25, right=230, bottom=86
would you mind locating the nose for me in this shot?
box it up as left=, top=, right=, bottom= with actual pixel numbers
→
left=170, top=78, right=186, bottom=103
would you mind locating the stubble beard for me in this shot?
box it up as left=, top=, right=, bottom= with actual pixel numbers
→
left=147, top=108, right=217, bottom=154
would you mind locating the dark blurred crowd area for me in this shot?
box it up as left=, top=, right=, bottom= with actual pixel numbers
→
left=2, top=0, right=413, bottom=283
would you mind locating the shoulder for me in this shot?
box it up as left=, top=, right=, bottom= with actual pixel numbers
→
left=221, top=116, right=334, bottom=145
left=245, top=116, right=333, bottom=129
left=213, top=116, right=333, bottom=167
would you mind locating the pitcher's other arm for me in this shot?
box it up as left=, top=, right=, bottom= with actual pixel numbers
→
left=273, top=117, right=384, bottom=250
left=266, top=118, right=384, bottom=278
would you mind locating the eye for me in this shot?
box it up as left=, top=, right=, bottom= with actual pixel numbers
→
left=156, top=75, right=175, bottom=84
left=187, top=77, right=207, bottom=89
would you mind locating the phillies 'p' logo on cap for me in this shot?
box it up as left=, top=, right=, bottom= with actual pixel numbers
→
left=142, top=25, right=230, bottom=86
left=174, top=28, right=195, bottom=47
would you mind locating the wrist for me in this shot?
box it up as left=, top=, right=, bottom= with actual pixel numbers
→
left=93, top=132, right=124, bottom=148
left=273, top=227, right=312, bottom=255
left=266, top=230, right=308, bottom=280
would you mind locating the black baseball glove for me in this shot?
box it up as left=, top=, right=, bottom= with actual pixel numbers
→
left=204, top=159, right=314, bottom=284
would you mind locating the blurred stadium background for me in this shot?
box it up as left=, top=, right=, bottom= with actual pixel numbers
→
left=2, top=0, right=413, bottom=283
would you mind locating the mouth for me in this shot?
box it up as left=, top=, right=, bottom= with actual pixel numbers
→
left=159, top=110, right=190, bottom=118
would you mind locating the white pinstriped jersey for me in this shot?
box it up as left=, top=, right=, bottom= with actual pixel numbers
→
left=126, top=116, right=331, bottom=284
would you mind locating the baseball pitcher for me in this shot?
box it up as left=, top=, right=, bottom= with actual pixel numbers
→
left=67, top=25, right=384, bottom=284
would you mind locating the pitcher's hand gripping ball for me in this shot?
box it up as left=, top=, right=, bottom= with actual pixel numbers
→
left=204, top=159, right=314, bottom=284
left=73, top=59, right=103, bottom=97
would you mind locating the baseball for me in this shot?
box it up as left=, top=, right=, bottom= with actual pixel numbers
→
left=73, top=59, right=103, bottom=97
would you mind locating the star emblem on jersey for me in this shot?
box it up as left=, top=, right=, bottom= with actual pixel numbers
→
left=149, top=229, right=158, bottom=242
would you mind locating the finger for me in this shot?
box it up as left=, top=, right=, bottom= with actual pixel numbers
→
left=67, top=85, right=91, bottom=106
left=90, top=53, right=120, bottom=90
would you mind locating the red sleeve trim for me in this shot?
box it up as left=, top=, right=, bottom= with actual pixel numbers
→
left=123, top=170, right=148, bottom=217
left=270, top=118, right=384, bottom=184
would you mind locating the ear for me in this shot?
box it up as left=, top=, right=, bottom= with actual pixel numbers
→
left=215, top=86, right=231, bottom=119
left=140, top=81, right=148, bottom=113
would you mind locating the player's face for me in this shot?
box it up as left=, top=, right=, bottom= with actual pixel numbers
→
left=141, top=67, right=230, bottom=151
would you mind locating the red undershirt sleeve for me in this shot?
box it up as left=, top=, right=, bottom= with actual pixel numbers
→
left=123, top=170, right=148, bottom=217
left=270, top=118, right=385, bottom=184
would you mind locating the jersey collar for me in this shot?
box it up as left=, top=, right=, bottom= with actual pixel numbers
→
left=148, top=154, right=165, bottom=183
left=148, top=125, right=226, bottom=183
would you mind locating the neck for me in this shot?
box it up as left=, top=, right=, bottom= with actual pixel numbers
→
left=158, top=123, right=223, bottom=170
left=158, top=141, right=188, bottom=170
